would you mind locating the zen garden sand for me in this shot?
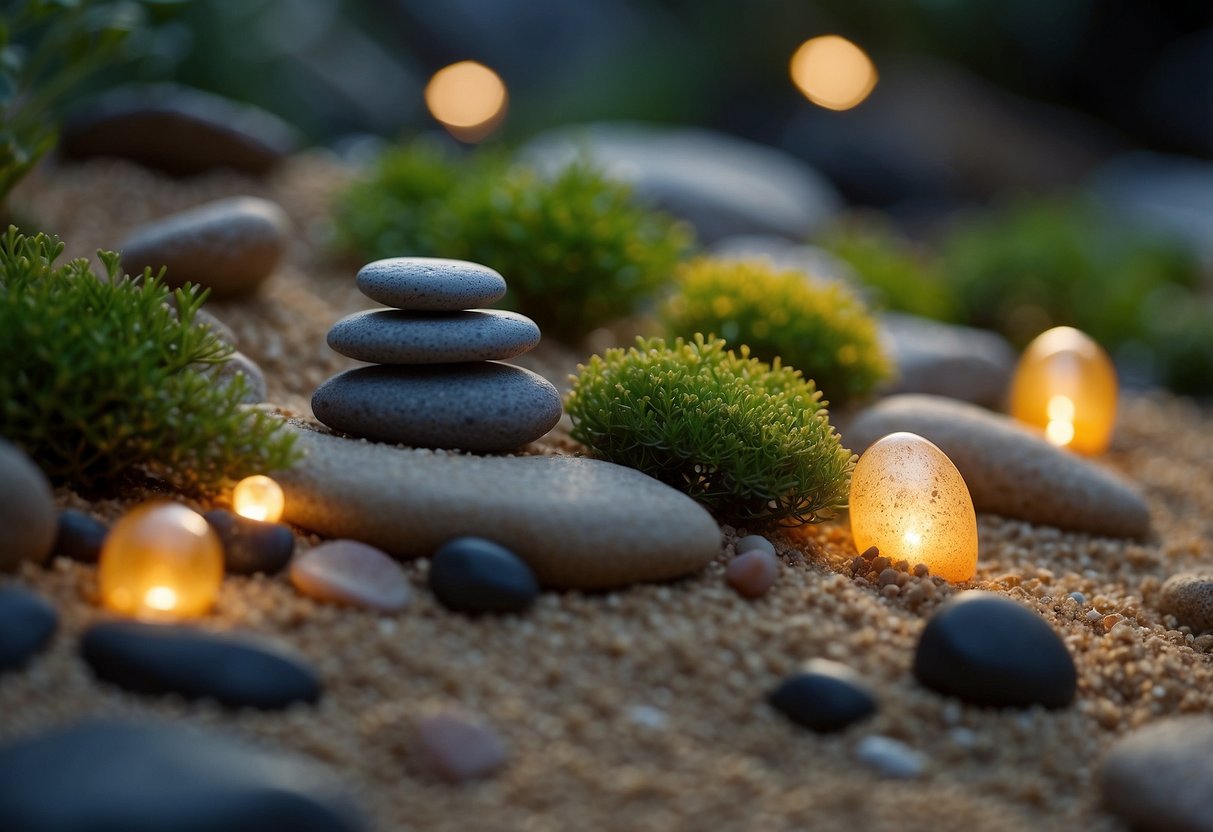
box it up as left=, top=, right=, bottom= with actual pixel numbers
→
left=3, top=153, right=1213, bottom=832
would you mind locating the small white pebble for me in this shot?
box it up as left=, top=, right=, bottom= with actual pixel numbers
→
left=855, top=735, right=926, bottom=779
left=1086, top=609, right=1103, bottom=622
left=1069, top=591, right=1086, bottom=605
left=736, top=535, right=776, bottom=557
left=626, top=705, right=668, bottom=730
left=1153, top=686, right=1167, bottom=699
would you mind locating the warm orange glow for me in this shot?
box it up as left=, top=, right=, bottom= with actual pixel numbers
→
left=850, top=432, right=978, bottom=582
left=232, top=475, right=285, bottom=523
left=790, top=35, right=878, bottom=111
left=424, top=60, right=508, bottom=142
left=1009, top=326, right=1118, bottom=455
left=98, top=502, right=224, bottom=619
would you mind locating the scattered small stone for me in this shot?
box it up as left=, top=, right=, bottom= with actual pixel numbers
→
left=855, top=735, right=926, bottom=779
left=880, top=584, right=901, bottom=599
left=736, top=534, right=776, bottom=557
left=913, top=563, right=930, bottom=578
left=914, top=591, right=1077, bottom=708
left=1158, top=573, right=1213, bottom=633
left=52, top=509, right=109, bottom=564
left=291, top=540, right=411, bottom=612
left=204, top=350, right=268, bottom=405
left=1102, top=613, right=1125, bottom=631
left=626, top=705, right=668, bottom=730
left=0, top=718, right=366, bottom=832
left=878, top=568, right=900, bottom=587
left=119, top=196, right=289, bottom=298
left=429, top=537, right=539, bottom=614
left=327, top=309, right=541, bottom=364
left=1099, top=717, right=1213, bottom=832
left=725, top=548, right=779, bottom=599
left=1069, top=591, right=1086, bottom=605
left=893, top=560, right=909, bottom=572
left=860, top=546, right=879, bottom=560
left=0, top=439, right=56, bottom=569
left=850, top=556, right=867, bottom=575
left=203, top=509, right=295, bottom=576
left=355, top=258, right=507, bottom=312
left=416, top=713, right=507, bottom=783
left=768, top=659, right=878, bottom=733
left=0, top=588, right=57, bottom=673
left=81, top=621, right=321, bottom=710
left=1086, top=609, right=1103, bottom=623
left=870, top=556, right=891, bottom=573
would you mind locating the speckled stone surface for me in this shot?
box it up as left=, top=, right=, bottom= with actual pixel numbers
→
left=120, top=196, right=288, bottom=297
left=356, top=258, right=506, bottom=312
left=1099, top=717, right=1213, bottom=832
left=278, top=425, right=722, bottom=589
left=327, top=309, right=540, bottom=364
left=311, top=363, right=562, bottom=452
left=845, top=395, right=1150, bottom=539
left=0, top=440, right=56, bottom=570
left=1158, top=573, right=1213, bottom=632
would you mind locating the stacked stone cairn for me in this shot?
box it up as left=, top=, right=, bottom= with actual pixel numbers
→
left=313, top=258, right=562, bottom=453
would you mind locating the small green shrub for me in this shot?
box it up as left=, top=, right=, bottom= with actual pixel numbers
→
left=334, top=141, right=693, bottom=342
left=565, top=335, right=854, bottom=526
left=0, top=226, right=297, bottom=491
left=659, top=257, right=891, bottom=406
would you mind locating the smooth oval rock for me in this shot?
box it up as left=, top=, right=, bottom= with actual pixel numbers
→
left=429, top=537, right=539, bottom=614
left=913, top=591, right=1077, bottom=708
left=0, top=439, right=56, bottom=570
left=845, top=395, right=1150, bottom=539
left=1099, top=716, right=1213, bottom=832
left=81, top=621, right=321, bottom=710
left=327, top=309, right=541, bottom=364
left=52, top=509, right=109, bottom=563
left=60, top=83, right=300, bottom=176
left=0, top=718, right=366, bottom=832
left=879, top=313, right=1017, bottom=408
left=203, top=350, right=268, bottom=405
left=855, top=735, right=926, bottom=779
left=1158, top=573, right=1213, bottom=632
left=290, top=540, right=411, bottom=612
left=278, top=424, right=722, bottom=590
left=312, top=363, right=562, bottom=453
left=0, top=588, right=57, bottom=673
left=120, top=196, right=289, bottom=298
left=356, top=258, right=506, bottom=311
left=768, top=659, right=877, bottom=732
left=416, top=712, right=507, bottom=783
left=203, top=509, right=295, bottom=576
left=735, top=534, right=777, bottom=557
left=725, top=549, right=779, bottom=599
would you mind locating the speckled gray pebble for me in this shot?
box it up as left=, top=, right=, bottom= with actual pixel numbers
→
left=312, top=363, right=562, bottom=452
left=356, top=258, right=506, bottom=311
left=326, top=309, right=540, bottom=364
left=1099, top=717, right=1213, bottom=832
left=736, top=535, right=776, bottom=557
left=120, top=196, right=288, bottom=298
left=1158, top=573, right=1213, bottom=632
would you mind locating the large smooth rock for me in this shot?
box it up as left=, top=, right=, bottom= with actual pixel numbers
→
left=356, top=258, right=506, bottom=311
left=879, top=313, right=1017, bottom=408
left=0, top=719, right=365, bottom=832
left=60, top=84, right=300, bottom=176
left=0, top=588, right=57, bottom=673
left=711, top=234, right=860, bottom=287
left=0, top=439, right=56, bottom=570
left=278, top=425, right=722, bottom=589
left=120, top=197, right=289, bottom=298
left=326, top=309, right=540, bottom=364
left=521, top=123, right=842, bottom=242
left=311, top=363, right=562, bottom=453
left=1099, top=717, right=1213, bottom=832
left=845, top=395, right=1150, bottom=539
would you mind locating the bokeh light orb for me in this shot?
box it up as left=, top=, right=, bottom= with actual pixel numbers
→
left=232, top=474, right=285, bottom=523
left=424, top=60, right=508, bottom=142
left=1008, top=326, right=1118, bottom=455
left=790, top=35, right=878, bottom=111
left=850, top=432, right=978, bottom=583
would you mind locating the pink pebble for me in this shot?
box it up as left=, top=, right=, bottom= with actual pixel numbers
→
left=725, top=549, right=779, bottom=598
left=417, top=712, right=507, bottom=783
left=290, top=539, right=411, bottom=612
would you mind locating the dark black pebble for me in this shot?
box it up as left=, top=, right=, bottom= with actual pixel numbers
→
left=52, top=509, right=109, bottom=563
left=913, top=590, right=1077, bottom=708
left=768, top=658, right=877, bottom=732
left=0, top=718, right=367, bottom=832
left=0, top=588, right=57, bottom=673
left=429, top=537, right=539, bottom=614
left=80, top=621, right=321, bottom=710
left=204, top=509, right=295, bottom=576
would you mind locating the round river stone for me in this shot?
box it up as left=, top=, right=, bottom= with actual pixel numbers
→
left=356, top=258, right=506, bottom=311
left=327, top=309, right=541, bottom=364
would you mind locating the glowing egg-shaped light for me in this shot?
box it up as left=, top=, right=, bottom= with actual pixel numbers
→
left=850, top=432, right=978, bottom=583
left=232, top=474, right=285, bottom=523
left=98, top=503, right=224, bottom=619
left=1008, top=326, right=1117, bottom=455
left=790, top=35, right=878, bottom=111
left=424, top=60, right=508, bottom=143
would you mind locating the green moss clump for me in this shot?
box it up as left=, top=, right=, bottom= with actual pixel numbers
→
left=566, top=335, right=854, bottom=526
left=659, top=257, right=890, bottom=406
left=333, top=141, right=693, bottom=342
left=0, top=227, right=298, bottom=491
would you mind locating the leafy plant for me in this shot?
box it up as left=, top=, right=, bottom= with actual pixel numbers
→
left=659, top=257, right=891, bottom=406
left=0, top=226, right=297, bottom=491
left=566, top=335, right=854, bottom=526
left=334, top=141, right=693, bottom=342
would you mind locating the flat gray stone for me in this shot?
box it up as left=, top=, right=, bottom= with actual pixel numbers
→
left=356, top=258, right=506, bottom=311
left=326, top=309, right=540, bottom=364
left=121, top=196, right=289, bottom=298
left=278, top=425, right=722, bottom=589
left=845, top=395, right=1150, bottom=539
left=311, top=363, right=561, bottom=453
left=1099, top=717, right=1213, bottom=832
left=880, top=313, right=1017, bottom=408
